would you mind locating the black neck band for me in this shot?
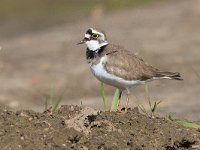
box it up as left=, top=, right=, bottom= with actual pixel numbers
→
left=86, top=45, right=107, bottom=59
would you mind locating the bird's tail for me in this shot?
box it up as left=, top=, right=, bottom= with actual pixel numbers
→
left=155, top=71, right=183, bottom=80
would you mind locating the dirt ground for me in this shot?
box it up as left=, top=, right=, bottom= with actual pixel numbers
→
left=0, top=105, right=199, bottom=150
left=0, top=0, right=200, bottom=120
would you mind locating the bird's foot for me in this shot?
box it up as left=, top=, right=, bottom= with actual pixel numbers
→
left=111, top=108, right=122, bottom=113
left=111, top=107, right=131, bottom=114
left=121, top=107, right=131, bottom=113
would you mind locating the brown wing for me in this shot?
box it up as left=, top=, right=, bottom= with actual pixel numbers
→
left=104, top=45, right=158, bottom=81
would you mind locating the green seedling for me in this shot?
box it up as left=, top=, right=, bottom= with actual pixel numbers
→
left=100, top=82, right=107, bottom=112
left=100, top=82, right=120, bottom=112
left=138, top=84, right=162, bottom=118
left=110, top=88, right=120, bottom=111
left=176, top=120, right=200, bottom=129
left=45, top=86, right=65, bottom=112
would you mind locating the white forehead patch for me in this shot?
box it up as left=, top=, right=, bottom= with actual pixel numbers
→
left=91, top=29, right=101, bottom=35
left=85, top=34, right=90, bottom=38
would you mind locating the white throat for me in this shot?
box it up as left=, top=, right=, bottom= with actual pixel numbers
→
left=86, top=40, right=108, bottom=51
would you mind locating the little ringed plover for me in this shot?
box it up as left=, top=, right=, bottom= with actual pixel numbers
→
left=78, top=28, right=182, bottom=112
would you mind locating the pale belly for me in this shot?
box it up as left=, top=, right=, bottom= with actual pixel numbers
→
left=90, top=59, right=145, bottom=90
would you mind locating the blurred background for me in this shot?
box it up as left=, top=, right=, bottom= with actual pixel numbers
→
left=0, top=0, right=200, bottom=120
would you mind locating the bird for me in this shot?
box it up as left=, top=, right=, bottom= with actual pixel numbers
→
left=78, top=28, right=182, bottom=112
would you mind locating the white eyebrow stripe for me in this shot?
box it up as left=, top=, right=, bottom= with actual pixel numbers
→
left=92, top=30, right=102, bottom=35
left=92, top=29, right=105, bottom=40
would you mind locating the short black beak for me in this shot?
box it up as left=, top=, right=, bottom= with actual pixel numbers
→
left=77, top=37, right=88, bottom=45
left=77, top=40, right=85, bottom=45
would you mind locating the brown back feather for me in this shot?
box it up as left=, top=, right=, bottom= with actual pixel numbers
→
left=103, top=44, right=158, bottom=81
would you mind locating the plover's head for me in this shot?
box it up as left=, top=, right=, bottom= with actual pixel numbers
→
left=78, top=28, right=108, bottom=51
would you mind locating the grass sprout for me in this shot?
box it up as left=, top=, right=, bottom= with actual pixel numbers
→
left=100, top=82, right=120, bottom=112
left=110, top=88, right=120, bottom=111
left=176, top=120, right=200, bottom=129
left=138, top=84, right=162, bottom=118
left=45, top=86, right=65, bottom=112
left=100, top=82, right=107, bottom=112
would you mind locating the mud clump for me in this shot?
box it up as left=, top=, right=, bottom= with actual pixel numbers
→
left=0, top=105, right=199, bottom=149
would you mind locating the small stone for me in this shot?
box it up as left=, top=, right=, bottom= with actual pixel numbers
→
left=20, top=136, right=24, bottom=140
left=69, top=106, right=74, bottom=111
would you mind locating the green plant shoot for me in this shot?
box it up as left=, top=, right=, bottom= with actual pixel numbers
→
left=45, top=86, right=65, bottom=112
left=138, top=84, right=162, bottom=118
left=176, top=120, right=200, bottom=129
left=110, top=88, right=120, bottom=111
left=100, top=82, right=107, bottom=112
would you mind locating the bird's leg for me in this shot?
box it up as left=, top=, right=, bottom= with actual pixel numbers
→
left=125, top=89, right=130, bottom=113
left=117, top=90, right=123, bottom=112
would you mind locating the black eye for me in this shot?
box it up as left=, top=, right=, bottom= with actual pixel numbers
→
left=92, top=34, right=99, bottom=39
